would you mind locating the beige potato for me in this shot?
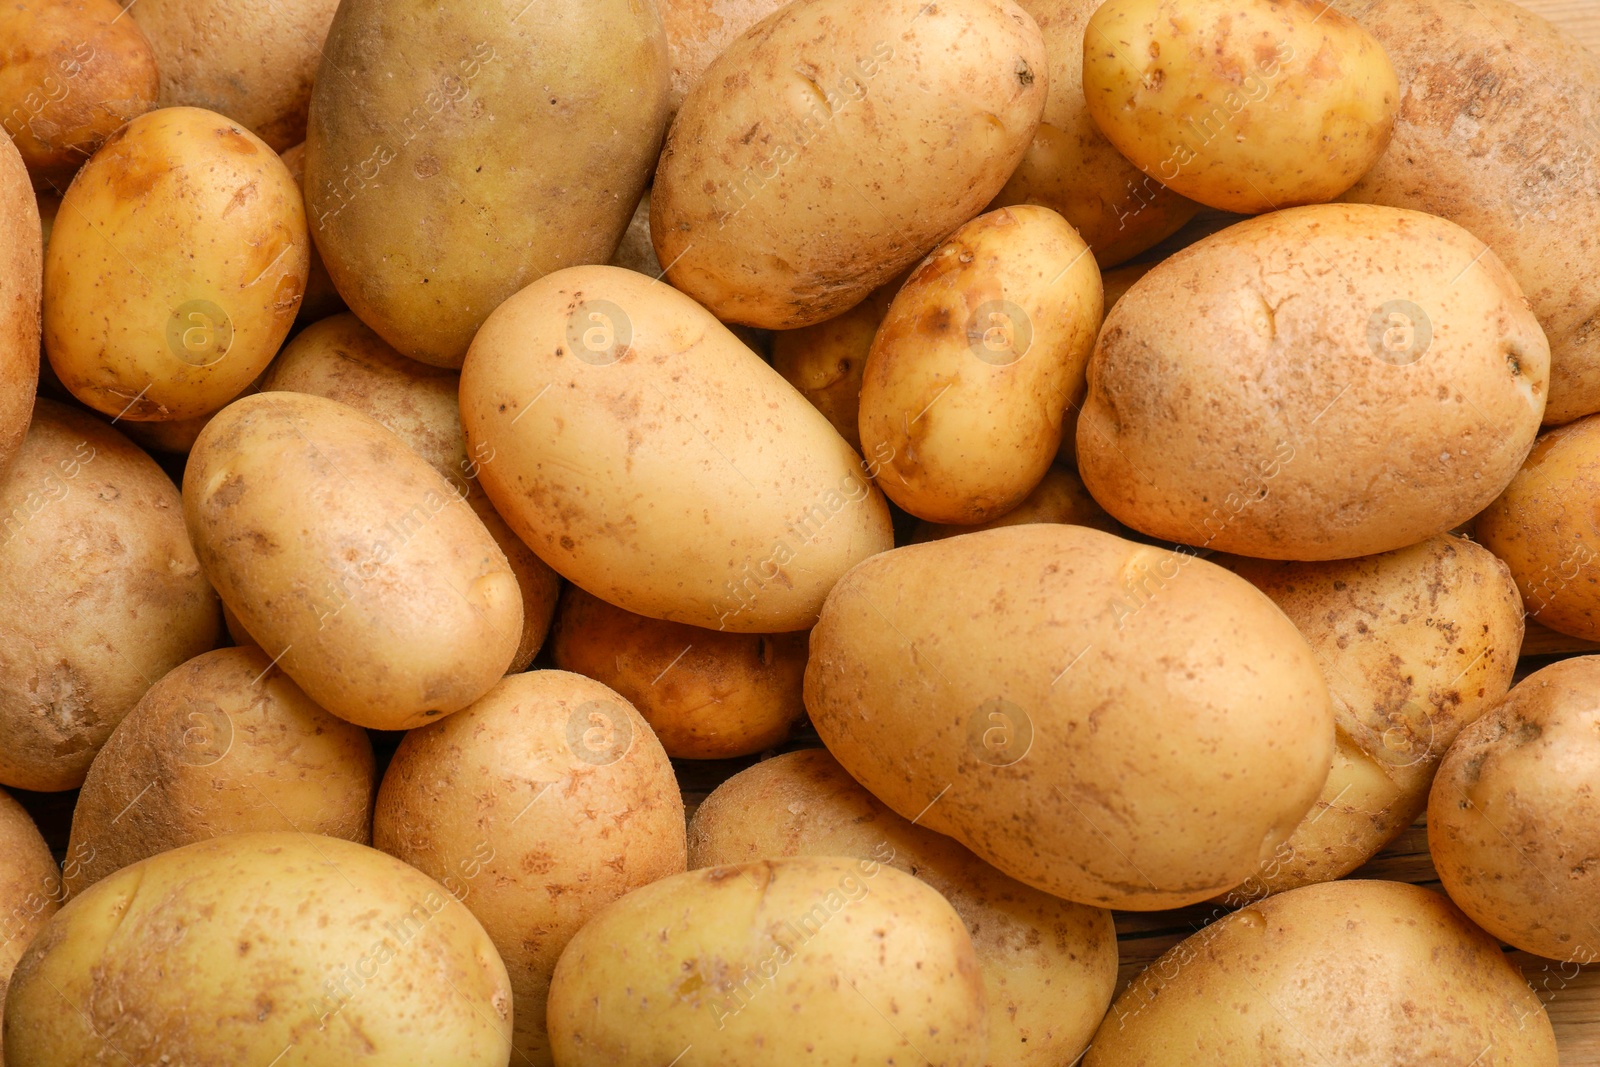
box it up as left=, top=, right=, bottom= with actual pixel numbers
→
left=375, top=671, right=685, bottom=1067
left=909, top=464, right=1123, bottom=543
left=460, top=265, right=893, bottom=633
left=183, top=392, right=523, bottom=730
left=651, top=0, right=1048, bottom=329
left=546, top=857, right=989, bottom=1066
left=690, top=749, right=1117, bottom=1067
left=1078, top=204, right=1548, bottom=560
left=0, top=137, right=40, bottom=476
left=658, top=0, right=788, bottom=113
left=0, top=789, right=59, bottom=1065
left=0, top=400, right=220, bottom=792
left=771, top=280, right=898, bottom=452
left=278, top=142, right=344, bottom=324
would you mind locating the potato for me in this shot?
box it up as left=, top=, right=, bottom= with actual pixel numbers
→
left=1083, top=0, right=1398, bottom=214
left=860, top=205, right=1102, bottom=523
left=771, top=279, right=900, bottom=452
left=1086, top=881, right=1557, bottom=1066
left=1429, top=656, right=1600, bottom=963
left=0, top=789, right=58, bottom=1065
left=1101, top=260, right=1154, bottom=312
left=0, top=0, right=158, bottom=188
left=909, top=464, right=1123, bottom=542
left=114, top=409, right=217, bottom=455
left=1213, top=534, right=1523, bottom=901
left=550, top=586, right=807, bottom=759
left=44, top=107, right=309, bottom=422
left=183, top=392, right=523, bottom=730
left=546, top=857, right=988, bottom=1066
left=659, top=0, right=787, bottom=113
left=278, top=142, right=344, bottom=324
left=0, top=137, right=40, bottom=475
left=263, top=314, right=561, bottom=670
left=689, top=748, right=1117, bottom=1067
left=374, top=671, right=685, bottom=1067
left=305, top=0, right=669, bottom=368
left=1344, top=0, right=1600, bottom=427
left=3, top=832, right=513, bottom=1065
left=1078, top=204, right=1548, bottom=560
left=460, top=265, right=893, bottom=633
left=806, top=524, right=1334, bottom=909
left=64, top=646, right=375, bottom=897
left=651, top=0, right=1048, bottom=329
left=0, top=400, right=220, bottom=792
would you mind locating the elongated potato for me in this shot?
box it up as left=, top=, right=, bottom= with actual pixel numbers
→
left=0, top=137, right=39, bottom=476
left=0, top=789, right=58, bottom=1065
left=909, top=464, right=1123, bottom=542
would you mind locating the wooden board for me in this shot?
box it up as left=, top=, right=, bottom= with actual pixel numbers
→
left=1518, top=0, right=1600, bottom=52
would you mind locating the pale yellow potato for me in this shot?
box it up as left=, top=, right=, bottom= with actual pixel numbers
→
left=689, top=749, right=1117, bottom=1067
left=651, top=0, right=1048, bottom=329
left=64, top=646, right=375, bottom=897
left=909, top=464, right=1123, bottom=543
left=0, top=400, right=220, bottom=792
left=460, top=265, right=893, bottom=633
left=1078, top=204, right=1548, bottom=560
left=546, top=857, right=988, bottom=1066
left=861, top=205, right=1102, bottom=524
left=0, top=788, right=59, bottom=1065
left=375, top=671, right=685, bottom=1067
left=183, top=392, right=523, bottom=730
left=770, top=280, right=899, bottom=452
left=278, top=142, right=344, bottom=324
left=4, top=833, right=514, bottom=1065
left=658, top=0, right=788, bottom=113
left=550, top=587, right=807, bottom=759
left=44, top=107, right=309, bottom=422
left=1083, top=0, right=1398, bottom=214
left=806, top=525, right=1334, bottom=909
left=0, top=137, right=40, bottom=475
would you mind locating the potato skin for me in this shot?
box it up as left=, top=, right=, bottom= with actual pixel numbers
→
left=546, top=857, right=989, bottom=1066
left=651, top=0, right=1048, bottom=329
left=1429, top=656, right=1600, bottom=963
left=0, top=789, right=59, bottom=1065
left=770, top=283, right=898, bottom=452
left=658, top=0, right=788, bottom=113
left=909, top=465, right=1123, bottom=542
left=806, top=525, right=1334, bottom=909
left=374, top=671, right=685, bottom=1067
left=3, top=833, right=514, bottom=1066
left=689, top=748, right=1117, bottom=1067
left=0, top=138, right=40, bottom=476
left=1078, top=204, right=1548, bottom=560
left=183, top=392, right=523, bottom=730
left=277, top=143, right=344, bottom=325
left=1086, top=881, right=1557, bottom=1066
left=0, top=400, right=221, bottom=792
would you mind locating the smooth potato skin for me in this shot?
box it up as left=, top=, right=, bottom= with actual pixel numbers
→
left=771, top=283, right=898, bottom=452
left=0, top=138, right=40, bottom=476
left=652, top=0, right=1048, bottom=329
left=658, top=0, right=788, bottom=113
left=0, top=789, right=58, bottom=1065
left=910, top=465, right=1123, bottom=542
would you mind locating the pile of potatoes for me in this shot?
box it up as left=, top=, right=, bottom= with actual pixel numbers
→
left=0, top=0, right=1597, bottom=1063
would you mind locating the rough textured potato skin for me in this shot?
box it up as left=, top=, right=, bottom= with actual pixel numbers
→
left=806, top=525, right=1334, bottom=909
left=771, top=282, right=898, bottom=452
left=659, top=0, right=789, bottom=114
left=1344, top=0, right=1600, bottom=426
left=652, top=0, right=1048, bottom=329
left=64, top=646, right=375, bottom=897
left=910, top=465, right=1123, bottom=542
left=3, top=833, right=514, bottom=1066
left=1429, top=656, right=1600, bottom=963
left=374, top=671, right=685, bottom=1067
left=278, top=143, right=344, bottom=324
left=0, top=400, right=220, bottom=792
left=689, top=749, right=1117, bottom=1067
left=546, top=857, right=989, bottom=1066
left=1078, top=204, right=1548, bottom=560
left=1087, top=880, right=1557, bottom=1066
left=0, top=789, right=59, bottom=1065
left=0, top=138, right=40, bottom=477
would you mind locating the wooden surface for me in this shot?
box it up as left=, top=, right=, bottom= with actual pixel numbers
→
left=1518, top=0, right=1600, bottom=51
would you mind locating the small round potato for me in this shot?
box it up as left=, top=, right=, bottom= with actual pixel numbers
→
left=0, top=137, right=41, bottom=476
left=909, top=464, right=1123, bottom=542
left=771, top=283, right=898, bottom=452
left=0, top=789, right=59, bottom=1064
left=64, top=646, right=376, bottom=897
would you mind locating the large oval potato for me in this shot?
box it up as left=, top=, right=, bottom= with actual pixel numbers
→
left=910, top=464, right=1124, bottom=542
left=305, top=0, right=669, bottom=368
left=689, top=748, right=1117, bottom=1067
left=546, top=857, right=989, bottom=1066
left=651, top=0, right=1048, bottom=329
left=1078, top=204, right=1548, bottom=560
left=0, top=789, right=58, bottom=1065
left=183, top=392, right=523, bottom=730
left=0, top=137, right=40, bottom=475
left=460, top=265, right=892, bottom=633
left=658, top=0, right=787, bottom=113
left=3, top=833, right=513, bottom=1066
left=807, top=524, right=1335, bottom=909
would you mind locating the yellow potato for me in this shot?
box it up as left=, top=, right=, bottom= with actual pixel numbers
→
left=0, top=788, right=59, bottom=1065
left=909, top=464, right=1123, bottom=542
left=658, top=0, right=788, bottom=113
left=770, top=278, right=900, bottom=452
left=278, top=142, right=344, bottom=324
left=0, top=137, right=40, bottom=474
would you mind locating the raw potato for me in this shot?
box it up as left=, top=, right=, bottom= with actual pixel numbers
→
left=1085, top=881, right=1558, bottom=1066
left=806, top=524, right=1335, bottom=909
left=607, top=190, right=661, bottom=277
left=0, top=400, right=220, bottom=792
left=1078, top=204, right=1549, bottom=560
left=278, top=143, right=344, bottom=324
left=771, top=279, right=899, bottom=452
left=651, top=0, right=1048, bottom=329
left=0, top=138, right=40, bottom=475
left=3, top=833, right=514, bottom=1066
left=64, top=646, right=375, bottom=897
left=909, top=465, right=1123, bottom=542
left=1214, top=534, right=1524, bottom=901
left=689, top=749, right=1118, bottom=1067
left=183, top=392, right=523, bottom=730
left=1083, top=0, right=1399, bottom=214
left=546, top=857, right=989, bottom=1066
left=860, top=205, right=1102, bottom=524
left=0, top=789, right=59, bottom=1065
left=460, top=265, right=893, bottom=633
left=1344, top=0, right=1600, bottom=427
left=44, top=107, right=309, bottom=422
left=658, top=0, right=787, bottom=113
left=550, top=586, right=807, bottom=759
left=374, top=671, right=686, bottom=1067
left=305, top=0, right=670, bottom=368
left=1429, top=656, right=1600, bottom=963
